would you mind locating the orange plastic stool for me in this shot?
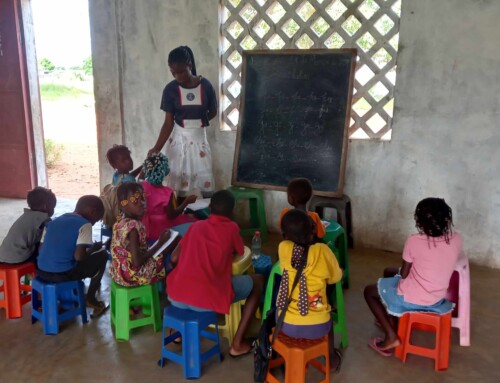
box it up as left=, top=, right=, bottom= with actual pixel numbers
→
left=266, top=333, right=330, bottom=383
left=394, top=312, right=452, bottom=371
left=0, top=262, right=36, bottom=319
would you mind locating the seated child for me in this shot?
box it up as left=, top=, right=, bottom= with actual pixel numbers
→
left=278, top=209, right=343, bottom=371
left=279, top=178, right=325, bottom=239
left=36, top=195, right=109, bottom=318
left=110, top=182, right=178, bottom=287
left=364, top=198, right=461, bottom=356
left=106, top=144, right=143, bottom=185
left=0, top=187, right=56, bottom=265
left=101, top=145, right=143, bottom=227
left=167, top=190, right=264, bottom=357
left=141, top=153, right=197, bottom=241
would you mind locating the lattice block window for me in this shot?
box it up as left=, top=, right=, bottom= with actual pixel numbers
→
left=220, top=0, right=402, bottom=140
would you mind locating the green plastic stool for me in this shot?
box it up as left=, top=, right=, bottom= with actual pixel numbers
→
left=262, top=261, right=348, bottom=348
left=324, top=220, right=350, bottom=289
left=110, top=280, right=162, bottom=341
left=227, top=186, right=268, bottom=242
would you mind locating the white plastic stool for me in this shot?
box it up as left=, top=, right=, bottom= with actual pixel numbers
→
left=446, top=253, right=470, bottom=346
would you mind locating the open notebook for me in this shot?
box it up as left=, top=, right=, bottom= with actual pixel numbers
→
left=185, top=198, right=210, bottom=211
left=150, top=230, right=179, bottom=258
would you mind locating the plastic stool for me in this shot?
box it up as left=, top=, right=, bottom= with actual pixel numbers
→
left=31, top=277, right=88, bottom=335
left=445, top=253, right=471, bottom=346
left=394, top=312, right=452, bottom=371
left=253, top=254, right=273, bottom=280
left=159, top=305, right=222, bottom=379
left=309, top=194, right=353, bottom=247
left=266, top=333, right=330, bottom=383
left=227, top=186, right=268, bottom=242
left=0, top=262, right=35, bottom=319
left=110, top=280, right=161, bottom=341
left=262, top=261, right=348, bottom=348
left=323, top=220, right=349, bottom=288
left=210, top=246, right=253, bottom=343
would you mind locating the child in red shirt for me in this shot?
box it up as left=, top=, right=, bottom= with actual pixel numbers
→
left=167, top=190, right=264, bottom=357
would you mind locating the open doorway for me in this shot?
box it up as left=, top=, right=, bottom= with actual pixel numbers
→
left=31, top=0, right=99, bottom=199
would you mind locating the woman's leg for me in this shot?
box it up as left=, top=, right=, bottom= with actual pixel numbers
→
left=363, top=284, right=400, bottom=349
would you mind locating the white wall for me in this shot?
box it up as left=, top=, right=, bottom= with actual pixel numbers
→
left=89, top=0, right=500, bottom=267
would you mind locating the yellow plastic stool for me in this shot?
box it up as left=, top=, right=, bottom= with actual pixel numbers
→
left=210, top=247, right=254, bottom=343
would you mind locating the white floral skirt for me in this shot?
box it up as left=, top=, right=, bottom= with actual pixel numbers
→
left=164, top=123, right=214, bottom=197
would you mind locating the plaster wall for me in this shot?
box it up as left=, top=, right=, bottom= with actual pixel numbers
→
left=89, top=0, right=500, bottom=267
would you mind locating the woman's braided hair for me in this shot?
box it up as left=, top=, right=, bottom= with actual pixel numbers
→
left=414, top=197, right=453, bottom=243
left=168, top=46, right=197, bottom=76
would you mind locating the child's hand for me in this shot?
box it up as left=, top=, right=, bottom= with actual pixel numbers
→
left=159, top=229, right=172, bottom=244
left=87, top=241, right=103, bottom=254
left=185, top=195, right=197, bottom=204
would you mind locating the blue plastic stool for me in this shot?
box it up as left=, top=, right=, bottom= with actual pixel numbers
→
left=31, top=277, right=88, bottom=335
left=252, top=254, right=273, bottom=280
left=159, top=305, right=222, bottom=379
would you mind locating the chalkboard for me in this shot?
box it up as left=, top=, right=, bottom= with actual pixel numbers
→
left=232, top=49, right=356, bottom=197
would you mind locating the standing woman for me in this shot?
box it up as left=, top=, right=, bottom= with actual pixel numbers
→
left=148, top=46, right=217, bottom=198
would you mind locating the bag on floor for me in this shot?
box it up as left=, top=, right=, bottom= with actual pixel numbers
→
left=253, top=307, right=276, bottom=382
left=253, top=259, right=306, bottom=382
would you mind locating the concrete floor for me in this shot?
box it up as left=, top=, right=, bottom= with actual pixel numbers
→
left=1, top=198, right=499, bottom=382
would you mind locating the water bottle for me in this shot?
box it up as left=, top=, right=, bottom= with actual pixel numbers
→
left=251, top=231, right=262, bottom=260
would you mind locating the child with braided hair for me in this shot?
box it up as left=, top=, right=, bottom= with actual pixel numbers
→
left=278, top=209, right=343, bottom=372
left=364, top=197, right=462, bottom=356
left=141, top=152, right=197, bottom=241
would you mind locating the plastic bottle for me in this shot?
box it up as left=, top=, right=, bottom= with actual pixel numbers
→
left=251, top=231, right=262, bottom=260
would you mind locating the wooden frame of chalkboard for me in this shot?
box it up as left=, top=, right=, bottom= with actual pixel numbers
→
left=231, top=49, right=357, bottom=197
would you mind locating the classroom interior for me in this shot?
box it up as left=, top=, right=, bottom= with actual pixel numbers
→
left=1, top=0, right=500, bottom=382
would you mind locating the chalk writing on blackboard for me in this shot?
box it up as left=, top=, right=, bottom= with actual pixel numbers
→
left=232, top=49, right=357, bottom=197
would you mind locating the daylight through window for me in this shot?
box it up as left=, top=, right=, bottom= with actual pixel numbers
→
left=220, top=0, right=401, bottom=140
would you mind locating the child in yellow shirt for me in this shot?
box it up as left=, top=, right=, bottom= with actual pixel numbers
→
left=277, top=209, right=343, bottom=371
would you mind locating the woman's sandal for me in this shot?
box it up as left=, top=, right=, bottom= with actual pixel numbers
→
left=86, top=300, right=110, bottom=319
left=169, top=329, right=182, bottom=344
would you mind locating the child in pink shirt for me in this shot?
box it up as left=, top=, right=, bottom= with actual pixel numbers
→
left=141, top=153, right=197, bottom=241
left=364, top=198, right=462, bottom=356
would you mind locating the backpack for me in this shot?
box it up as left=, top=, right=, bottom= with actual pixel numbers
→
left=100, top=174, right=124, bottom=227
left=253, top=261, right=305, bottom=382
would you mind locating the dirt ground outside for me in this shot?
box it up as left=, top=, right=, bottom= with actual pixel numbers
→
left=42, top=91, right=100, bottom=200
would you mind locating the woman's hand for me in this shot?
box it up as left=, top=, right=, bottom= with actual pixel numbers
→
left=147, top=147, right=159, bottom=158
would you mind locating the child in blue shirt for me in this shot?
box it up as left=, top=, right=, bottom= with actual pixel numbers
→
left=106, top=145, right=142, bottom=185
left=0, top=187, right=56, bottom=265
left=37, top=195, right=109, bottom=318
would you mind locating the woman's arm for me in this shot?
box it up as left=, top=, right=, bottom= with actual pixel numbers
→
left=207, top=109, right=217, bottom=121
left=148, top=112, right=175, bottom=156
left=166, top=194, right=197, bottom=219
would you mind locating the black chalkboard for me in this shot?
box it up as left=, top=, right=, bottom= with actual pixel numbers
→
left=232, top=49, right=357, bottom=197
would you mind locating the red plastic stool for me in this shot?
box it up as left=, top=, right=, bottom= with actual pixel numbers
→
left=394, top=312, right=452, bottom=371
left=0, top=262, right=36, bottom=319
left=266, top=333, right=330, bottom=383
